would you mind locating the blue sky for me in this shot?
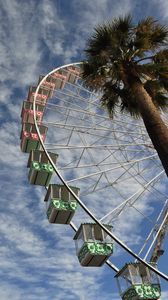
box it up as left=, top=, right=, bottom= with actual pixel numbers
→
left=0, top=0, right=168, bottom=299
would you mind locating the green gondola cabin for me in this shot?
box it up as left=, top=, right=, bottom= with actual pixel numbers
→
left=74, top=223, right=113, bottom=267
left=20, top=122, right=48, bottom=153
left=44, top=184, right=79, bottom=224
left=115, top=262, right=161, bottom=300
left=21, top=101, right=45, bottom=124
left=27, top=150, right=58, bottom=186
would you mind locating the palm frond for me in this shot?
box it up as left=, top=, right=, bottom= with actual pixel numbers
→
left=144, top=79, right=168, bottom=110
left=119, top=88, right=141, bottom=118
left=100, top=93, right=119, bottom=118
left=111, top=14, right=133, bottom=34
left=154, top=49, right=168, bottom=63
left=82, top=61, right=106, bottom=91
left=144, top=79, right=163, bottom=96
left=156, top=72, right=168, bottom=91
left=135, top=17, right=168, bottom=51
left=136, top=63, right=156, bottom=79
left=85, top=24, right=114, bottom=57
left=120, top=101, right=142, bottom=118
left=153, top=94, right=168, bottom=109
left=82, top=15, right=168, bottom=118
left=100, top=82, right=120, bottom=118
left=85, top=14, right=134, bottom=61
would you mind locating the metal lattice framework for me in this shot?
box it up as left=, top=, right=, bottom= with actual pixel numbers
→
left=31, top=62, right=168, bottom=281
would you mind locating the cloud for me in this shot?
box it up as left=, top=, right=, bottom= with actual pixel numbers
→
left=0, top=1, right=168, bottom=299
left=38, top=0, right=66, bottom=56
left=151, top=0, right=168, bottom=19
left=161, top=291, right=168, bottom=299
left=0, top=0, right=43, bottom=87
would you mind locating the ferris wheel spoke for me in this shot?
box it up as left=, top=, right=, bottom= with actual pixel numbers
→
left=43, top=119, right=152, bottom=138
left=136, top=199, right=168, bottom=259
left=77, top=131, right=114, bottom=190
left=113, top=158, right=163, bottom=199
left=44, top=143, right=155, bottom=151
left=46, top=101, right=146, bottom=133
left=65, top=154, right=158, bottom=184
left=111, top=173, right=164, bottom=221
left=45, top=123, right=151, bottom=147
left=79, top=165, right=166, bottom=199
left=145, top=205, right=168, bottom=262
left=99, top=170, right=164, bottom=223
left=52, top=86, right=102, bottom=112
left=47, top=88, right=145, bottom=129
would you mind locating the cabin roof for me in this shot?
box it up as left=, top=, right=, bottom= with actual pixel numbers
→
left=73, top=223, right=112, bottom=240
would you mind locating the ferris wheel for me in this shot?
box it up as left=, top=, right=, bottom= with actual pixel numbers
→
left=20, top=62, right=168, bottom=300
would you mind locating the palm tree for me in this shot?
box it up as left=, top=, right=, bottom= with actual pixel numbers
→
left=82, top=15, right=168, bottom=176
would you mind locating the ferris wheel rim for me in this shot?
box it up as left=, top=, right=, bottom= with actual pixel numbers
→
left=32, top=62, right=168, bottom=281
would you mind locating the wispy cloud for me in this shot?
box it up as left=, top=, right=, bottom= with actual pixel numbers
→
left=0, top=0, right=168, bottom=299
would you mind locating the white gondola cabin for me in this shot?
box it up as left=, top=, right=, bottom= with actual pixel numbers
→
left=20, top=123, right=48, bottom=153
left=74, top=223, right=113, bottom=267
left=21, top=101, right=45, bottom=124
left=27, top=86, right=51, bottom=104
left=115, top=262, right=161, bottom=300
left=27, top=150, right=58, bottom=186
left=44, top=184, right=79, bottom=224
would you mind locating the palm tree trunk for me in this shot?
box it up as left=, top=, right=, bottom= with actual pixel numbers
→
left=130, top=79, right=168, bottom=177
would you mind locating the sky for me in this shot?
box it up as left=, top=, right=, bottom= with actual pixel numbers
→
left=0, top=0, right=168, bottom=299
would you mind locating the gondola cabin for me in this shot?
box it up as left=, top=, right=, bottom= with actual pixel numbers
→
left=27, top=86, right=51, bottom=104
left=50, top=71, right=67, bottom=89
left=27, top=150, right=58, bottom=186
left=44, top=184, right=79, bottom=224
left=115, top=262, right=161, bottom=300
left=74, top=223, right=113, bottom=267
left=20, top=122, right=48, bottom=153
left=21, top=101, right=45, bottom=124
left=66, top=66, right=81, bottom=84
left=38, top=75, right=56, bottom=96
